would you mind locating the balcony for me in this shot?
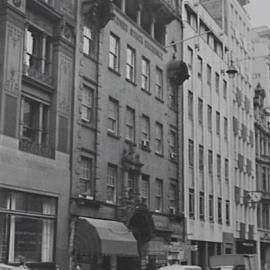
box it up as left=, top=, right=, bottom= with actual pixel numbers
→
left=19, top=138, right=55, bottom=159
left=23, top=63, right=53, bottom=86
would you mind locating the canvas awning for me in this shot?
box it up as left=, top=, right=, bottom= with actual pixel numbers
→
left=75, top=217, right=138, bottom=257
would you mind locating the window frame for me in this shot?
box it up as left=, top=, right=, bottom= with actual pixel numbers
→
left=79, top=156, right=93, bottom=197
left=155, top=67, right=163, bottom=100
left=155, top=122, right=163, bottom=155
left=109, top=33, right=120, bottom=72
left=126, top=45, right=136, bottom=83
left=155, top=178, right=163, bottom=212
left=81, top=85, right=94, bottom=123
left=141, top=57, right=150, bottom=92
left=107, top=97, right=119, bottom=135
left=125, top=106, right=135, bottom=142
left=106, top=163, right=117, bottom=203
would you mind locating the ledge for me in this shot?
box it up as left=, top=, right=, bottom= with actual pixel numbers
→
left=108, top=67, right=121, bottom=77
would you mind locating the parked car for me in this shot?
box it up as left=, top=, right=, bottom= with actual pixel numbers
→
left=158, top=264, right=202, bottom=270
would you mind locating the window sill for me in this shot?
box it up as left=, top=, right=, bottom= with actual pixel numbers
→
left=125, top=78, right=137, bottom=86
left=125, top=138, right=136, bottom=146
left=155, top=96, right=164, bottom=103
left=81, top=120, right=96, bottom=130
left=82, top=52, right=98, bottom=63
left=108, top=67, right=121, bottom=77
left=141, top=88, right=151, bottom=96
left=155, top=152, right=164, bottom=158
left=106, top=200, right=117, bottom=206
left=107, top=130, right=121, bottom=140
left=169, top=157, right=178, bottom=163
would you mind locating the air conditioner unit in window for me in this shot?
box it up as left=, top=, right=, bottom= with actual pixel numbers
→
left=169, top=206, right=176, bottom=215
left=141, top=140, right=150, bottom=148
left=170, top=152, right=177, bottom=160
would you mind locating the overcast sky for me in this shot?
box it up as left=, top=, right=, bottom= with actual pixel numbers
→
left=245, top=0, right=270, bottom=28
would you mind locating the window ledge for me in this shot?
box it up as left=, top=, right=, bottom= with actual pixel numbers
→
left=125, top=78, right=137, bottom=86
left=141, top=146, right=151, bottom=152
left=141, top=88, right=151, bottom=96
left=81, top=120, right=96, bottom=131
left=83, top=53, right=98, bottom=63
left=155, top=96, right=164, bottom=103
left=125, top=138, right=136, bottom=146
left=155, top=152, right=164, bottom=158
left=108, top=67, right=121, bottom=77
left=107, top=130, right=121, bottom=140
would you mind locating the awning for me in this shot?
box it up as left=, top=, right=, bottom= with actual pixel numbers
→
left=75, top=217, right=138, bottom=257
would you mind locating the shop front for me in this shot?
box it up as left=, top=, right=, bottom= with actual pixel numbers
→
left=74, top=217, right=139, bottom=270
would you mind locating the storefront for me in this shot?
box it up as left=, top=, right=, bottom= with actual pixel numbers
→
left=74, top=217, right=139, bottom=270
left=0, top=188, right=57, bottom=270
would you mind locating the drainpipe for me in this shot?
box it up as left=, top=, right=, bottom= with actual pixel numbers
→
left=69, top=0, right=81, bottom=269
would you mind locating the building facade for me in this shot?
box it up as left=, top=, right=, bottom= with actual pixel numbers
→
left=183, top=0, right=256, bottom=269
left=252, top=26, right=270, bottom=270
left=70, top=1, right=188, bottom=270
left=182, top=1, right=233, bottom=269
left=0, top=1, right=73, bottom=270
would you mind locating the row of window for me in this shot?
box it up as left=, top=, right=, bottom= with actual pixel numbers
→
left=109, top=33, right=165, bottom=100
left=79, top=158, right=178, bottom=213
left=187, top=47, right=228, bottom=99
left=188, top=140, right=229, bottom=180
left=107, top=96, right=177, bottom=156
left=188, top=92, right=228, bottom=139
left=186, top=8, right=225, bottom=59
left=189, top=189, right=230, bottom=225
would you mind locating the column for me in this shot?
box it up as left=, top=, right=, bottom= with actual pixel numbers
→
left=121, top=0, right=126, bottom=12
left=150, top=16, right=155, bottom=39
left=123, top=169, right=129, bottom=199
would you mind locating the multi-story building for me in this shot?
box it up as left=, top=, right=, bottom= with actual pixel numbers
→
left=0, top=1, right=73, bottom=270
left=252, top=26, right=270, bottom=270
left=182, top=1, right=232, bottom=268
left=70, top=1, right=189, bottom=270
left=183, top=0, right=255, bottom=269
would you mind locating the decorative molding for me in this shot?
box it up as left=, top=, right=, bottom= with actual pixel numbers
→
left=7, top=0, right=25, bottom=13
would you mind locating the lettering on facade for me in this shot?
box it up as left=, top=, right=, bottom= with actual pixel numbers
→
left=114, top=16, right=163, bottom=60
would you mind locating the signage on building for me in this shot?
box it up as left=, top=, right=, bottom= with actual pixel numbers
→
left=114, top=16, right=164, bottom=60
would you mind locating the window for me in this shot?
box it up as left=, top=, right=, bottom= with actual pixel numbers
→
left=187, top=46, right=193, bottom=72
left=223, top=80, right=227, bottom=99
left=81, top=86, right=94, bottom=123
left=215, top=72, right=220, bottom=93
left=208, top=150, right=213, bottom=175
left=199, top=192, right=205, bottom=220
left=224, top=117, right=228, bottom=140
left=216, top=111, right=220, bottom=135
left=188, top=140, right=194, bottom=167
left=141, top=175, right=150, bottom=207
left=198, top=98, right=203, bottom=125
left=128, top=171, right=138, bottom=197
left=83, top=20, right=97, bottom=57
left=155, top=179, right=163, bottom=212
left=126, top=46, right=136, bottom=82
left=24, top=26, right=52, bottom=81
left=155, top=67, right=163, bottom=100
left=141, top=115, right=150, bottom=142
left=209, top=195, right=214, bottom=222
left=188, top=91, right=193, bottom=120
left=169, top=129, right=177, bottom=156
left=217, top=155, right=221, bottom=182
left=218, top=197, right=222, bottom=224
left=197, top=56, right=203, bottom=80
left=189, top=188, right=195, bottom=218
left=108, top=97, right=119, bottom=135
left=169, top=182, right=177, bottom=214
left=199, top=145, right=204, bottom=171
left=208, top=105, right=212, bottom=132
left=207, top=64, right=212, bottom=86
left=169, top=85, right=177, bottom=110
left=0, top=188, right=56, bottom=263
left=126, top=107, right=135, bottom=142
left=107, top=164, right=117, bottom=203
left=20, top=96, right=49, bottom=148
left=80, top=157, right=93, bottom=196
left=155, top=122, right=163, bottom=154
left=109, top=33, right=120, bottom=71
left=226, top=200, right=230, bottom=225
left=141, top=57, right=150, bottom=91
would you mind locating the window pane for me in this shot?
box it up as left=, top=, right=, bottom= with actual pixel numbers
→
left=0, top=214, right=9, bottom=262
left=0, top=189, right=10, bottom=209
left=12, top=216, right=54, bottom=262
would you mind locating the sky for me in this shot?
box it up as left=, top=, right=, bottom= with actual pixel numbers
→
left=245, top=0, right=270, bottom=28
